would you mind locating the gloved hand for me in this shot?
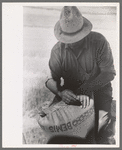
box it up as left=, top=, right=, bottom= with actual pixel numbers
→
left=58, top=89, right=77, bottom=105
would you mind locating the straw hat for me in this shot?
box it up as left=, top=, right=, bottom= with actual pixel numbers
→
left=54, top=6, right=92, bottom=43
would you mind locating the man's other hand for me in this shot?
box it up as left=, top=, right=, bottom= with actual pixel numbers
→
left=76, top=95, right=90, bottom=108
left=58, top=89, right=77, bottom=104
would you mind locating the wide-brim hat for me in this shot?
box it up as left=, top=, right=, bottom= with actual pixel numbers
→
left=54, top=6, right=92, bottom=43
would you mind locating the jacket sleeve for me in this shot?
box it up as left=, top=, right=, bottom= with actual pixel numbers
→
left=49, top=43, right=62, bottom=81
left=96, top=37, right=116, bottom=75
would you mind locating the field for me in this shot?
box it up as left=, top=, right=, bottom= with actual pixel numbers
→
left=23, top=6, right=118, bottom=144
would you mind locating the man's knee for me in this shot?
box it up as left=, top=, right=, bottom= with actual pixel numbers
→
left=97, top=110, right=116, bottom=144
left=98, top=110, right=110, bottom=132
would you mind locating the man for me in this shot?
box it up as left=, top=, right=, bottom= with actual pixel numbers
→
left=45, top=6, right=116, bottom=144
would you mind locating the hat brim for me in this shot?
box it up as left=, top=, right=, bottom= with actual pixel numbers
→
left=54, top=17, right=92, bottom=43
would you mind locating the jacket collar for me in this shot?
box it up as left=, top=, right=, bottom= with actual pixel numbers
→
left=64, top=36, right=87, bottom=50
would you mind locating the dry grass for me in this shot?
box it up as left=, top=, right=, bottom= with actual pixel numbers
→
left=23, top=76, right=54, bottom=144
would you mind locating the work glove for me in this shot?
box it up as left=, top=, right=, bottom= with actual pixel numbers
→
left=59, top=89, right=78, bottom=105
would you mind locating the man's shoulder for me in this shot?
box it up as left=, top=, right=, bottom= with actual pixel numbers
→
left=51, top=41, right=66, bottom=55
left=52, top=41, right=60, bottom=51
left=88, top=31, right=106, bottom=42
left=51, top=41, right=63, bottom=53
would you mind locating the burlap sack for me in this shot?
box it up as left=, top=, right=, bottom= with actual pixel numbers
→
left=37, top=99, right=95, bottom=142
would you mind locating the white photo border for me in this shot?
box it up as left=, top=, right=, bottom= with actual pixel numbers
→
left=2, top=2, right=120, bottom=148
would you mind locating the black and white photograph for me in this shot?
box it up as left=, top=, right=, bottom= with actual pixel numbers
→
left=2, top=2, right=120, bottom=148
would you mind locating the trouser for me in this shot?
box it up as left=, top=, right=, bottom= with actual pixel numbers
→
left=93, top=85, right=116, bottom=144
